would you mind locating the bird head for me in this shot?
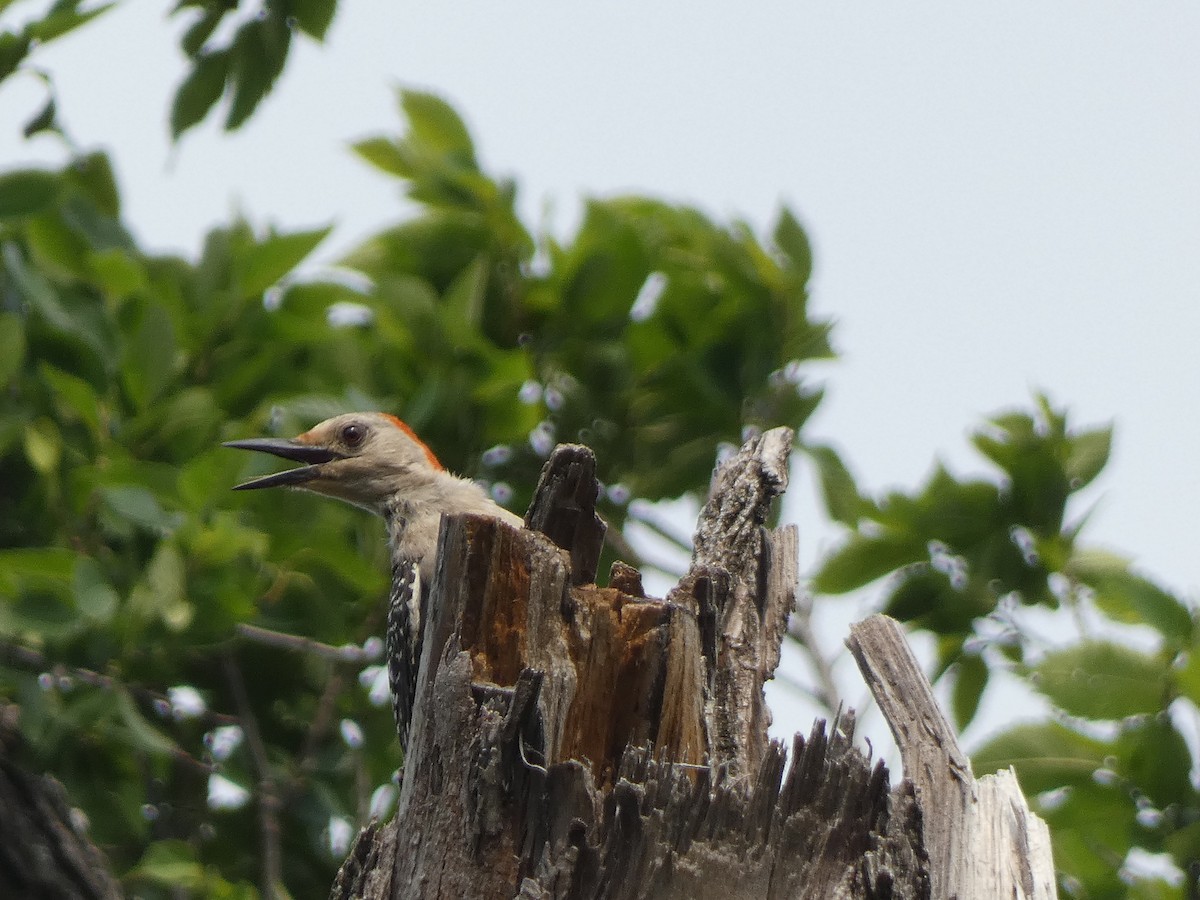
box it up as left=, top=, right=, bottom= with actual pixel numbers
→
left=224, top=412, right=445, bottom=514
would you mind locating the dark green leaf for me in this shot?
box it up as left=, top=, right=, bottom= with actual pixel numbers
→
left=39, top=362, right=101, bottom=434
left=1114, top=716, right=1195, bottom=809
left=121, top=298, right=177, bottom=409
left=179, top=6, right=223, bottom=56
left=0, top=33, right=31, bottom=83
left=0, top=548, right=76, bottom=594
left=171, top=49, right=229, bottom=139
left=70, top=152, right=122, bottom=217
left=290, top=0, right=337, bottom=39
left=950, top=652, right=988, bottom=730
left=804, top=443, right=864, bottom=525
left=0, top=312, right=26, bottom=386
left=25, top=2, right=115, bottom=43
left=0, top=169, right=60, bottom=218
left=225, top=19, right=289, bottom=131
left=22, top=96, right=58, bottom=138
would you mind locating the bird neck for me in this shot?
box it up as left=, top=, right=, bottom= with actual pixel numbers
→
left=380, top=471, right=495, bottom=544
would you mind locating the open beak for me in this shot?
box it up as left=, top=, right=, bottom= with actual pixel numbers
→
left=223, top=438, right=347, bottom=491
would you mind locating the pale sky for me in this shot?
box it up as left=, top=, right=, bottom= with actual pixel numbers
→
left=4, top=2, right=1198, bottom=742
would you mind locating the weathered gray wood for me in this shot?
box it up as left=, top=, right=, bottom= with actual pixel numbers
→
left=332, top=431, right=1056, bottom=899
left=524, top=443, right=607, bottom=586
left=847, top=615, right=1056, bottom=900
left=688, top=427, right=795, bottom=777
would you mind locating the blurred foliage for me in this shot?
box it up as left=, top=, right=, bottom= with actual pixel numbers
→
left=0, top=85, right=827, bottom=895
left=0, top=0, right=336, bottom=139
left=809, top=399, right=1198, bottom=898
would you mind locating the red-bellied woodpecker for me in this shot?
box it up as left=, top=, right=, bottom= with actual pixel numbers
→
left=225, top=412, right=523, bottom=749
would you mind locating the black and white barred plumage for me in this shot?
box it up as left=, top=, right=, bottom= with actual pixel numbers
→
left=385, top=556, right=422, bottom=750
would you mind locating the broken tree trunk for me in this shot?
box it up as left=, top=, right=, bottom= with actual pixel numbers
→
left=848, top=616, right=1057, bottom=900
left=331, top=429, right=1055, bottom=900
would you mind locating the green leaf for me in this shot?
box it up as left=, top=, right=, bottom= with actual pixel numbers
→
left=72, top=556, right=118, bottom=624
left=0, top=169, right=60, bottom=218
left=237, top=226, right=331, bottom=296
left=812, top=534, right=920, bottom=594
left=973, top=721, right=1110, bottom=793
left=99, top=486, right=181, bottom=537
left=89, top=247, right=149, bottom=296
left=225, top=19, right=289, bottom=131
left=171, top=49, right=229, bottom=139
left=805, top=443, right=864, bottom=525
left=290, top=0, right=337, bottom=39
left=128, top=541, right=192, bottom=632
left=0, top=33, right=31, bottom=83
left=1067, top=550, right=1192, bottom=648
left=121, top=299, right=177, bottom=409
left=128, top=840, right=206, bottom=889
left=950, top=652, right=988, bottom=730
left=1064, top=425, right=1112, bottom=489
left=70, top=152, right=121, bottom=217
left=400, top=89, right=476, bottom=164
left=39, top=362, right=101, bottom=434
left=179, top=6, right=223, bottom=56
left=23, top=417, right=61, bottom=474
left=0, top=312, right=26, bottom=386
left=351, top=136, right=411, bottom=178
left=115, top=690, right=177, bottom=755
left=0, top=548, right=75, bottom=594
left=1030, top=641, right=1168, bottom=719
left=25, top=2, right=115, bottom=43
left=22, top=96, right=58, bottom=139
left=772, top=207, right=813, bottom=283
left=1114, top=716, right=1194, bottom=809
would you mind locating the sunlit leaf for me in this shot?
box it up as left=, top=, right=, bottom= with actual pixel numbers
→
left=1064, top=426, right=1112, bottom=490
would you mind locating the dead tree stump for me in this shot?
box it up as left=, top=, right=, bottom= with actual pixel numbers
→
left=332, top=429, right=1055, bottom=900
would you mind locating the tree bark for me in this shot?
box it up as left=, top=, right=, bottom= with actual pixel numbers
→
left=0, top=709, right=122, bottom=900
left=847, top=616, right=1057, bottom=900
left=332, top=430, right=1055, bottom=900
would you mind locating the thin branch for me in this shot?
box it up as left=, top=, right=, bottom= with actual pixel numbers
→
left=222, top=654, right=283, bottom=900
left=235, top=623, right=374, bottom=663
left=0, top=640, right=237, bottom=726
left=786, top=613, right=840, bottom=715
left=294, top=670, right=347, bottom=785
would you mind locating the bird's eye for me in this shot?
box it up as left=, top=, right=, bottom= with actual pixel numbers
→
left=341, top=423, right=366, bottom=447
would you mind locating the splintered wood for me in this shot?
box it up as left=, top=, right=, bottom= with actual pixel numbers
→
left=331, top=431, right=1056, bottom=900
